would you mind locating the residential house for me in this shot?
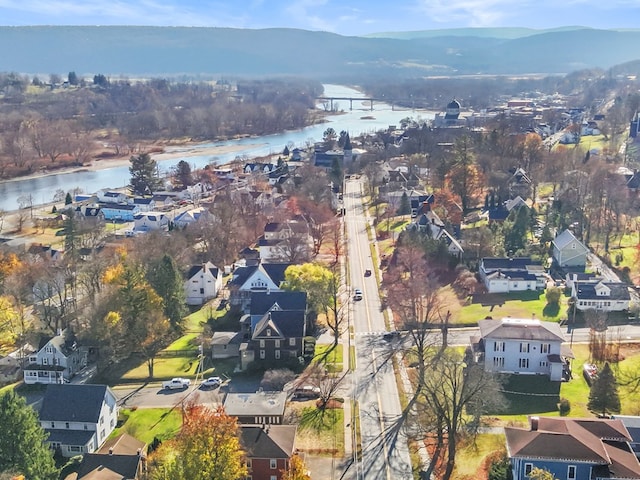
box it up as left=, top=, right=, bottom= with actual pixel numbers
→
left=244, top=162, right=276, bottom=175
left=508, top=168, right=532, bottom=199
left=0, top=354, right=21, bottom=384
left=224, top=391, right=287, bottom=425
left=552, top=229, right=589, bottom=269
left=409, top=206, right=463, bottom=259
left=99, top=203, right=140, bottom=222
left=39, top=384, right=118, bottom=457
left=27, top=244, right=64, bottom=263
left=151, top=193, right=177, bottom=209
left=228, top=263, right=290, bottom=310
left=184, top=261, right=223, bottom=306
left=133, top=211, right=169, bottom=231
left=131, top=197, right=156, bottom=212
left=565, top=272, right=603, bottom=290
left=241, top=425, right=298, bottom=480
left=24, top=330, right=85, bottom=384
left=259, top=220, right=311, bottom=263
left=173, top=206, right=207, bottom=229
left=505, top=416, right=640, bottom=480
left=240, top=310, right=306, bottom=370
left=572, top=281, right=631, bottom=312
left=471, top=318, right=572, bottom=381
left=611, top=415, right=640, bottom=457
left=76, top=433, right=147, bottom=480
left=211, top=331, right=244, bottom=359
left=479, top=257, right=546, bottom=294
left=97, top=190, right=128, bottom=204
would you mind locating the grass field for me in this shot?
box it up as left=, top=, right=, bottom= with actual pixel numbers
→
left=295, top=405, right=345, bottom=456
left=111, top=408, right=182, bottom=445
left=452, top=434, right=505, bottom=479
left=164, top=333, right=200, bottom=352
left=457, top=291, right=567, bottom=324
left=315, top=343, right=344, bottom=373
left=122, top=355, right=200, bottom=381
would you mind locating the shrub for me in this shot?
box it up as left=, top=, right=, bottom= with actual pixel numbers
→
left=545, top=286, right=562, bottom=305
left=558, top=397, right=571, bottom=416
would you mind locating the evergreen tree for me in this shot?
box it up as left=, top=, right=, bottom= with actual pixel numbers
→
left=173, top=160, right=193, bottom=190
left=0, top=391, right=59, bottom=480
left=146, top=254, right=187, bottom=330
left=129, top=153, right=163, bottom=196
left=398, top=192, right=411, bottom=216
left=283, top=145, right=290, bottom=157
left=64, top=192, right=73, bottom=205
left=504, top=206, right=529, bottom=254
left=588, top=362, right=621, bottom=416
left=330, top=156, right=343, bottom=189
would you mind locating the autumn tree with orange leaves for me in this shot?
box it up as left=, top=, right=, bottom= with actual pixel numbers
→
left=149, top=404, right=247, bottom=480
left=444, top=135, right=485, bottom=213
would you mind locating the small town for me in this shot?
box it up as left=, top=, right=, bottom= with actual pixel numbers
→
left=2, top=13, right=640, bottom=480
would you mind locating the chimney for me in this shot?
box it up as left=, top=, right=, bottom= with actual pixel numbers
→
left=109, top=448, right=113, bottom=455
left=137, top=448, right=141, bottom=457
left=530, top=417, right=539, bottom=431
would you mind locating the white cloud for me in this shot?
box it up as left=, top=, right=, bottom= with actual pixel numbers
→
left=284, top=0, right=335, bottom=32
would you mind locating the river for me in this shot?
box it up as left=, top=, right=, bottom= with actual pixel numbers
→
left=0, top=84, right=434, bottom=211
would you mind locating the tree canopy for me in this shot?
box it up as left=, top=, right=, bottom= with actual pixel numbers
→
left=0, top=391, right=58, bottom=480
left=129, top=153, right=163, bottom=196
left=588, top=362, right=621, bottom=416
left=150, top=404, right=247, bottom=480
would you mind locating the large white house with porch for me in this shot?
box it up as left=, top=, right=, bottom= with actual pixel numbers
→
left=471, top=318, right=572, bottom=381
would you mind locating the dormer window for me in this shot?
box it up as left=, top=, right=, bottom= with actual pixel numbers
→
left=266, top=329, right=272, bottom=337
left=45, top=346, right=54, bottom=353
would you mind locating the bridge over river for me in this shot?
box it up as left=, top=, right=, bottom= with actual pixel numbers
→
left=316, top=96, right=426, bottom=111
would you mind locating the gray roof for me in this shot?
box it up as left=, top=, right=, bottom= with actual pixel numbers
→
left=478, top=318, right=565, bottom=342
left=481, top=257, right=539, bottom=271
left=185, top=261, right=220, bottom=280
left=252, top=310, right=306, bottom=340
left=224, top=392, right=287, bottom=417
left=45, top=429, right=95, bottom=446
left=240, top=425, right=297, bottom=459
left=40, top=384, right=114, bottom=423
left=249, top=291, right=307, bottom=316
left=552, top=229, right=588, bottom=252
left=211, top=331, right=244, bottom=345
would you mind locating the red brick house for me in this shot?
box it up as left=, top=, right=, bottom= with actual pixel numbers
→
left=240, top=425, right=298, bottom=480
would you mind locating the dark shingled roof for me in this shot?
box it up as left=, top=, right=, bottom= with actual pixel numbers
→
left=575, top=282, right=631, bottom=301
left=45, top=429, right=96, bottom=446
left=253, top=310, right=305, bottom=339
left=249, top=291, right=307, bottom=316
left=76, top=454, right=142, bottom=480
left=481, top=257, right=539, bottom=270
left=241, top=425, right=297, bottom=459
left=40, top=384, right=113, bottom=423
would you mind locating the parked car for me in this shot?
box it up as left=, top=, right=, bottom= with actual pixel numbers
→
left=353, top=288, right=363, bottom=301
left=201, top=376, right=221, bottom=389
left=162, top=378, right=191, bottom=390
left=364, top=269, right=372, bottom=277
left=293, top=385, right=321, bottom=400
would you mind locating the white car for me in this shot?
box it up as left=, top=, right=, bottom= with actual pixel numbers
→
left=162, top=378, right=191, bottom=390
left=353, top=288, right=363, bottom=301
left=202, top=376, right=222, bottom=389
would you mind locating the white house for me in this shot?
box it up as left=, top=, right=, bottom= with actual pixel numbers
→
left=23, top=331, right=86, bottom=384
left=572, top=281, right=631, bottom=312
left=39, top=384, right=118, bottom=457
left=228, top=263, right=289, bottom=310
left=472, top=318, right=572, bottom=381
left=259, top=220, right=311, bottom=262
left=479, top=258, right=546, bottom=293
left=184, top=262, right=223, bottom=306
left=552, top=229, right=589, bottom=268
left=97, top=190, right=128, bottom=204
left=133, top=211, right=169, bottom=232
left=130, top=197, right=156, bottom=212
left=174, top=207, right=206, bottom=229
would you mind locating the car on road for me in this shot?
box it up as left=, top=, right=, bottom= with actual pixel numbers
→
left=383, top=331, right=401, bottom=341
left=353, top=288, right=363, bottom=301
left=201, top=376, right=222, bottom=389
left=364, top=269, right=371, bottom=277
left=162, top=378, right=191, bottom=390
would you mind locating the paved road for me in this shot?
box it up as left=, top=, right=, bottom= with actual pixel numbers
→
left=344, top=177, right=413, bottom=480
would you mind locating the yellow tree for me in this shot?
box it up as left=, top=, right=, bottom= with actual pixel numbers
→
left=281, top=454, right=311, bottom=480
left=150, top=404, right=247, bottom=480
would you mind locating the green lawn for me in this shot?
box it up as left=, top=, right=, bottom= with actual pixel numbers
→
left=111, top=408, right=182, bottom=445
left=458, top=291, right=567, bottom=324
left=315, top=343, right=344, bottom=373
left=164, top=333, right=199, bottom=352
left=453, top=434, right=505, bottom=479
left=122, top=355, right=200, bottom=381
left=297, top=407, right=345, bottom=455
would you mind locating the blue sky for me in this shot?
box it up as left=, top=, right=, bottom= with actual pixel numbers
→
left=0, top=0, right=638, bottom=35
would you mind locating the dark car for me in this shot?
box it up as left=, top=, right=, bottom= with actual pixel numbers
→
left=364, top=269, right=372, bottom=277
left=383, top=331, right=401, bottom=341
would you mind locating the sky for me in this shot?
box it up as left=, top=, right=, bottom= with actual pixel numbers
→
left=0, top=0, right=638, bottom=36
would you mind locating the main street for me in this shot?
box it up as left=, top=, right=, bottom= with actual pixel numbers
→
left=343, top=177, right=413, bottom=480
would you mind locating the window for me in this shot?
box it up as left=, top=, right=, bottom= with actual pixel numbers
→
left=100, top=429, right=105, bottom=440
left=289, top=338, right=296, bottom=346
left=271, top=476, right=277, bottom=480
left=493, top=357, right=504, bottom=368
left=259, top=340, right=265, bottom=348
left=42, top=358, right=48, bottom=365
left=524, top=463, right=533, bottom=476
left=51, top=422, right=55, bottom=428
left=100, top=416, right=104, bottom=425
left=539, top=361, right=548, bottom=367
left=275, top=350, right=281, bottom=359
left=274, top=340, right=281, bottom=348
left=260, top=350, right=265, bottom=359
left=494, top=341, right=505, bottom=352
left=270, top=459, right=277, bottom=469
left=69, top=446, right=82, bottom=453
left=246, top=459, right=252, bottom=468
left=45, top=346, right=53, bottom=353
left=568, top=465, right=576, bottom=480
left=65, top=422, right=70, bottom=429
left=84, top=424, right=88, bottom=430
left=541, top=343, right=551, bottom=354
left=519, top=358, right=529, bottom=369
left=520, top=343, right=530, bottom=353
left=200, top=288, right=204, bottom=294
left=267, top=329, right=272, bottom=336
